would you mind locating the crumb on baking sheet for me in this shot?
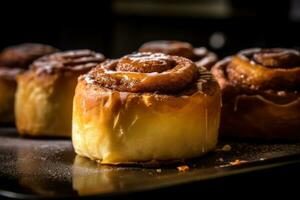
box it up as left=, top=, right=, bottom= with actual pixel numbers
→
left=177, top=165, right=190, bottom=172
left=156, top=169, right=162, bottom=173
left=229, top=159, right=247, bottom=166
left=218, top=157, right=224, bottom=162
left=214, top=144, right=232, bottom=152
left=222, top=144, right=232, bottom=151
left=217, top=159, right=248, bottom=168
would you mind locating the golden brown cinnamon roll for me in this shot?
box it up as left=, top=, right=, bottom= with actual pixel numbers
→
left=73, top=52, right=221, bottom=164
left=0, top=43, right=58, bottom=124
left=0, top=67, right=23, bottom=123
left=139, top=40, right=218, bottom=69
left=15, top=50, right=105, bottom=137
left=211, top=48, right=300, bottom=140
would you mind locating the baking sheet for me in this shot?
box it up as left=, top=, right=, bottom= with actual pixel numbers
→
left=1, top=127, right=300, bottom=199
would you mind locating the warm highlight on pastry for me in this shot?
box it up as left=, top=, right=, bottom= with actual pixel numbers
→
left=211, top=48, right=300, bottom=140
left=73, top=52, right=221, bottom=164
left=139, top=40, right=218, bottom=69
left=15, top=50, right=105, bottom=137
left=0, top=67, right=23, bottom=123
left=0, top=43, right=58, bottom=68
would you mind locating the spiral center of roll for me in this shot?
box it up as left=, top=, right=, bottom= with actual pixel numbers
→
left=116, top=53, right=176, bottom=73
left=86, top=53, right=199, bottom=94
left=252, top=49, right=300, bottom=68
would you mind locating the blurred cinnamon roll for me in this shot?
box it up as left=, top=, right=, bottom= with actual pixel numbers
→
left=139, top=40, right=218, bottom=69
left=211, top=48, right=300, bottom=140
left=73, top=52, right=221, bottom=164
left=0, top=43, right=59, bottom=69
left=15, top=50, right=105, bottom=137
left=0, top=43, right=58, bottom=124
left=0, top=67, right=23, bottom=123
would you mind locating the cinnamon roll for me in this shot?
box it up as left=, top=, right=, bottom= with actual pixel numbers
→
left=211, top=48, right=300, bottom=140
left=0, top=43, right=58, bottom=124
left=139, top=40, right=218, bottom=69
left=15, top=50, right=105, bottom=137
left=72, top=52, right=221, bottom=164
left=0, top=43, right=59, bottom=69
left=0, top=67, right=23, bottom=123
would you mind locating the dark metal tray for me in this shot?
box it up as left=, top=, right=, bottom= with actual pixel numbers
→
left=1, top=127, right=300, bottom=199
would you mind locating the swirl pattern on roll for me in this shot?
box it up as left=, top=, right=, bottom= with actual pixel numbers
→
left=84, top=52, right=216, bottom=94
left=31, top=50, right=105, bottom=75
left=139, top=40, right=218, bottom=69
left=212, top=48, right=300, bottom=104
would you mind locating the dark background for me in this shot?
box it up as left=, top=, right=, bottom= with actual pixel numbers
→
left=1, top=0, right=299, bottom=59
